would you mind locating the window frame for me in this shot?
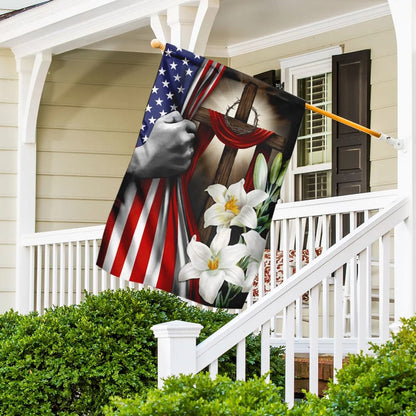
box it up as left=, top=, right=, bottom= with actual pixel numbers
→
left=279, top=46, right=342, bottom=202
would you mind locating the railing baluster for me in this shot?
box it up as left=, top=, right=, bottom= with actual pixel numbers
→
left=44, top=244, right=50, bottom=310
left=92, top=240, right=99, bottom=295
left=76, top=241, right=81, bottom=304
left=363, top=210, right=373, bottom=337
left=295, top=218, right=303, bottom=338
left=308, top=216, right=316, bottom=260
left=261, top=321, right=270, bottom=382
left=333, top=267, right=343, bottom=381
left=84, top=240, right=90, bottom=293
left=344, top=211, right=357, bottom=337
left=282, top=219, right=289, bottom=281
left=308, top=215, right=319, bottom=394
left=258, top=255, right=265, bottom=299
left=101, top=268, right=107, bottom=292
left=59, top=243, right=65, bottom=306
left=270, top=220, right=278, bottom=332
left=236, top=339, right=246, bottom=381
left=357, top=248, right=369, bottom=353
left=295, top=217, right=302, bottom=270
left=309, top=284, right=319, bottom=395
left=68, top=242, right=74, bottom=306
left=315, top=215, right=323, bottom=247
left=281, top=219, right=290, bottom=337
left=36, top=245, right=42, bottom=314
left=270, top=220, right=277, bottom=291
left=295, top=299, right=302, bottom=338
left=322, top=214, right=329, bottom=250
left=119, top=277, right=126, bottom=289
left=110, top=273, right=117, bottom=290
left=209, top=360, right=218, bottom=379
left=348, top=255, right=357, bottom=338
left=379, top=232, right=391, bottom=342
left=29, top=246, right=35, bottom=312
left=322, top=214, right=330, bottom=338
left=335, top=213, right=342, bottom=242
left=52, top=243, right=58, bottom=307
left=285, top=303, right=295, bottom=408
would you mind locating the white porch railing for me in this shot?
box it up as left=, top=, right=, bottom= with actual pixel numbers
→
left=21, top=225, right=145, bottom=314
left=151, top=191, right=409, bottom=406
left=21, top=190, right=407, bottom=405
left=250, top=190, right=399, bottom=344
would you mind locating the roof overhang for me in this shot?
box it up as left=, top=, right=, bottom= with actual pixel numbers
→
left=0, top=0, right=392, bottom=59
left=0, top=0, right=196, bottom=58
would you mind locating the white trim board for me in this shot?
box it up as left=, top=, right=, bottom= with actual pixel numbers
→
left=215, top=3, right=391, bottom=57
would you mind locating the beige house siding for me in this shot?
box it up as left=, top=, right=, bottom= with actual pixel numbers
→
left=36, top=49, right=162, bottom=232
left=0, top=48, right=17, bottom=312
left=230, top=15, right=397, bottom=193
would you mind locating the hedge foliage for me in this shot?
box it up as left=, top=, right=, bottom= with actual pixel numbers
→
left=0, top=289, right=284, bottom=415
left=104, top=373, right=289, bottom=416
left=105, top=315, right=416, bottom=416
left=298, top=316, right=416, bottom=415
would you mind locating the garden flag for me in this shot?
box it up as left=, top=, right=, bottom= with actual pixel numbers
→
left=97, top=43, right=304, bottom=308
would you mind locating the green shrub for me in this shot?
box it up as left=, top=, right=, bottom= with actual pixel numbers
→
left=0, top=289, right=284, bottom=415
left=295, top=316, right=416, bottom=415
left=104, top=373, right=289, bottom=416
left=105, top=316, right=416, bottom=416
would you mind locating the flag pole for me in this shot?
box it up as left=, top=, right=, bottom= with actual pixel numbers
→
left=305, top=103, right=403, bottom=149
left=151, top=39, right=403, bottom=150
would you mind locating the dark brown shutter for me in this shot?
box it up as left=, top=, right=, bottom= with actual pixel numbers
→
left=332, top=50, right=371, bottom=196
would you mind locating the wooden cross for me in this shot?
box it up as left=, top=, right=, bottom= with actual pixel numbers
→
left=192, top=81, right=286, bottom=242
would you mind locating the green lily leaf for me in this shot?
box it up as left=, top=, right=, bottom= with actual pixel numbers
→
left=257, top=214, right=271, bottom=226
left=275, top=160, right=290, bottom=187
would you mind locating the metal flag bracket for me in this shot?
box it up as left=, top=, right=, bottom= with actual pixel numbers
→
left=376, top=133, right=404, bottom=150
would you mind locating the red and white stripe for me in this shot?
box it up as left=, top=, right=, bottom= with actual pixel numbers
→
left=98, top=59, right=224, bottom=295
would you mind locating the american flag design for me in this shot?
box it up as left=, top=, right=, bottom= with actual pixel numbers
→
left=97, top=44, right=225, bottom=300
left=97, top=43, right=305, bottom=307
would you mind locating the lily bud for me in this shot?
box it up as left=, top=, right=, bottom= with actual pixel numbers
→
left=270, top=152, right=282, bottom=184
left=253, top=153, right=268, bottom=191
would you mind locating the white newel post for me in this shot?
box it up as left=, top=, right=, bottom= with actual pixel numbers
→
left=151, top=320, right=203, bottom=388
left=389, top=0, right=416, bottom=324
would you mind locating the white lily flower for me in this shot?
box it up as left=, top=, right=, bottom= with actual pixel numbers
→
left=241, top=230, right=266, bottom=292
left=204, top=179, right=268, bottom=229
left=178, top=229, right=248, bottom=304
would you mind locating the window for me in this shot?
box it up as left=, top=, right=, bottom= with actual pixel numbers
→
left=295, top=72, right=332, bottom=200
left=279, top=46, right=342, bottom=202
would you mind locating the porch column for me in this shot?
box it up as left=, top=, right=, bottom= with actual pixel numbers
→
left=388, top=0, right=416, bottom=321
left=15, top=51, right=51, bottom=313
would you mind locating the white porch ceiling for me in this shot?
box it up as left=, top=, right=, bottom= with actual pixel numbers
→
left=0, top=0, right=390, bottom=57
left=88, top=0, right=390, bottom=56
